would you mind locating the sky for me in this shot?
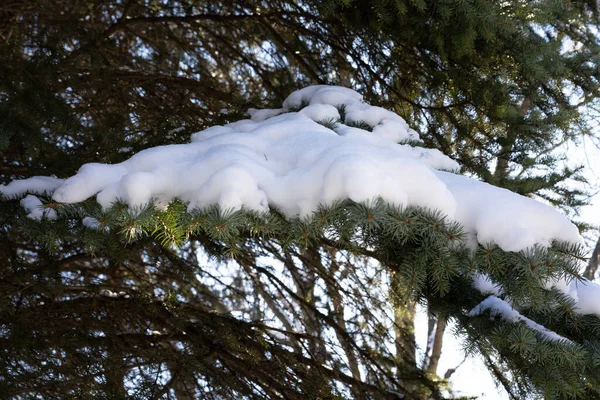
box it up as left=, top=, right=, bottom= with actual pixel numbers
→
left=576, top=137, right=600, bottom=226
left=414, top=307, right=508, bottom=399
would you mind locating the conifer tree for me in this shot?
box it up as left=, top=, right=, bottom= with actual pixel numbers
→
left=2, top=1, right=600, bottom=399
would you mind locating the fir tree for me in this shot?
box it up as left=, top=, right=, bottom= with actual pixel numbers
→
left=2, top=1, right=600, bottom=399
left=1, top=84, right=598, bottom=399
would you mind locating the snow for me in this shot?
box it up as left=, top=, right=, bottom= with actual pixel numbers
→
left=372, top=119, right=420, bottom=144
left=472, top=271, right=600, bottom=319
left=51, top=110, right=461, bottom=218
left=41, top=85, right=578, bottom=255
left=438, top=171, right=580, bottom=251
left=82, top=217, right=101, bottom=229
left=99, top=289, right=119, bottom=298
left=472, top=274, right=503, bottom=296
left=98, top=289, right=127, bottom=298
left=283, top=85, right=419, bottom=143
left=473, top=274, right=600, bottom=318
left=566, top=279, right=600, bottom=315
left=543, top=277, right=580, bottom=303
left=282, top=85, right=361, bottom=110
left=248, top=108, right=283, bottom=122
left=20, top=195, right=57, bottom=220
left=298, top=104, right=340, bottom=122
left=469, top=296, right=570, bottom=343
left=2, top=85, right=576, bottom=257
left=0, top=176, right=64, bottom=197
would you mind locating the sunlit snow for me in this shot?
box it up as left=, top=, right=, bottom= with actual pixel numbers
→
left=1, top=85, right=580, bottom=253
left=469, top=296, right=571, bottom=343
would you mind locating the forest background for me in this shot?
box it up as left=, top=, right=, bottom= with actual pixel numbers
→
left=3, top=0, right=600, bottom=399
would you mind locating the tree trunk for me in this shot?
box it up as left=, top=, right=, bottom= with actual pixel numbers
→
left=425, top=316, right=447, bottom=375
left=394, top=300, right=419, bottom=397
left=584, top=234, right=600, bottom=280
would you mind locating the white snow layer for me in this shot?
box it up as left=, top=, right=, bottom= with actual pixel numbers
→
left=4, top=86, right=579, bottom=252
left=474, top=275, right=600, bottom=319
left=437, top=171, right=578, bottom=252
left=570, top=279, right=600, bottom=315
left=0, top=176, right=64, bottom=197
left=469, top=296, right=570, bottom=343
left=46, top=85, right=579, bottom=253
left=82, top=217, right=101, bottom=229
left=20, top=195, right=57, bottom=220
left=472, top=274, right=503, bottom=296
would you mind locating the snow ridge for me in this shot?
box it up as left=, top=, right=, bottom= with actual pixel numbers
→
left=469, top=296, right=571, bottom=343
left=0, top=176, right=64, bottom=197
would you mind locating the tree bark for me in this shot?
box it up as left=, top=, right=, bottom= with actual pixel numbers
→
left=425, top=316, right=447, bottom=375
left=584, top=234, right=600, bottom=280
left=394, top=300, right=417, bottom=389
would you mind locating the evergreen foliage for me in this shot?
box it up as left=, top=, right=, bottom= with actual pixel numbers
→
left=2, top=1, right=600, bottom=399
left=1, top=189, right=597, bottom=398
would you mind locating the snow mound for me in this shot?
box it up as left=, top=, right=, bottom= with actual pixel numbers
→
left=438, top=171, right=578, bottom=251
left=53, top=111, right=458, bottom=219
left=7, top=85, right=579, bottom=253
left=268, top=84, right=420, bottom=143
left=566, top=279, right=600, bottom=315
left=472, top=274, right=503, bottom=296
left=20, top=195, right=56, bottom=220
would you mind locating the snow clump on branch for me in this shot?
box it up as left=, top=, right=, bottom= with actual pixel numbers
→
left=2, top=85, right=580, bottom=254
